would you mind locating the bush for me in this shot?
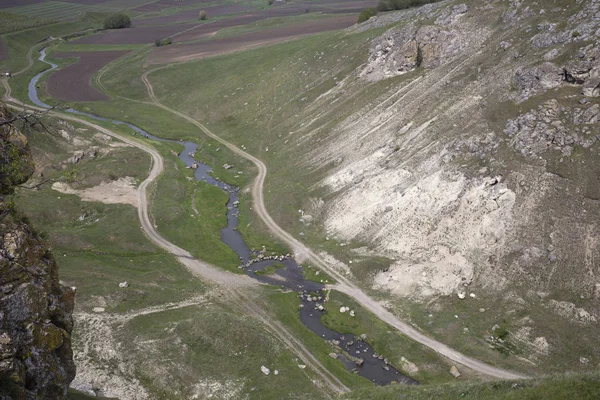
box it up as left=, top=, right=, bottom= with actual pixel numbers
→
left=103, top=13, right=131, bottom=29
left=267, top=0, right=274, bottom=5
left=357, top=8, right=376, bottom=23
left=377, top=0, right=442, bottom=12
left=155, top=38, right=172, bottom=47
left=199, top=10, right=207, bottom=20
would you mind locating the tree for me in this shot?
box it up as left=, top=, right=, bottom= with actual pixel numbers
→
left=103, top=13, right=131, bottom=29
left=199, top=10, right=207, bottom=20
left=357, top=8, right=375, bottom=23
left=155, top=38, right=172, bottom=47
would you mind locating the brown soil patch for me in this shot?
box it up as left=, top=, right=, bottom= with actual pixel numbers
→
left=134, top=0, right=213, bottom=12
left=47, top=51, right=130, bottom=102
left=52, top=177, right=138, bottom=207
left=0, top=0, right=47, bottom=7
left=167, top=6, right=320, bottom=44
left=136, top=4, right=255, bottom=26
left=149, top=14, right=357, bottom=64
left=134, top=3, right=168, bottom=12
left=316, top=0, right=379, bottom=14
left=0, top=38, right=7, bottom=63
left=73, top=23, right=197, bottom=44
left=61, top=0, right=110, bottom=4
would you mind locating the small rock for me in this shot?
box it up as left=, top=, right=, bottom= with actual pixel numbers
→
left=223, top=163, right=233, bottom=170
left=260, top=366, right=270, bottom=375
left=580, top=357, right=590, bottom=365
left=360, top=334, right=367, bottom=340
left=457, top=292, right=466, bottom=299
left=469, top=293, right=476, bottom=298
left=118, top=281, right=129, bottom=288
left=298, top=364, right=306, bottom=369
left=329, top=353, right=338, bottom=359
left=479, top=308, right=486, bottom=313
left=92, top=307, right=105, bottom=313
left=450, top=365, right=461, bottom=378
left=273, top=370, right=278, bottom=375
left=349, top=310, right=355, bottom=317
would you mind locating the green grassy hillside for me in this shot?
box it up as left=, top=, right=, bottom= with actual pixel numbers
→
left=342, top=372, right=600, bottom=400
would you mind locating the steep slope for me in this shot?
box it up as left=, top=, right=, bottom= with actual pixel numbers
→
left=0, top=103, right=76, bottom=399
left=120, top=0, right=600, bottom=374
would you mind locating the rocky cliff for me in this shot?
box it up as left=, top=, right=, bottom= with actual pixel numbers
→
left=0, top=103, right=76, bottom=399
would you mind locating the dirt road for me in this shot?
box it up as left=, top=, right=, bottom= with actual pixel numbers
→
left=141, top=71, right=528, bottom=381
left=2, top=81, right=350, bottom=396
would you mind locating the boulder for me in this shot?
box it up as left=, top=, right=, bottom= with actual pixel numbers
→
left=67, top=150, right=84, bottom=164
left=450, top=365, right=461, bottom=378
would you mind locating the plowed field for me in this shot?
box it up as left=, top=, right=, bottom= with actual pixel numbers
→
left=46, top=51, right=129, bottom=101
left=136, top=4, right=255, bottom=26
left=149, top=14, right=356, bottom=64
left=0, top=0, right=47, bottom=8
left=73, top=23, right=197, bottom=44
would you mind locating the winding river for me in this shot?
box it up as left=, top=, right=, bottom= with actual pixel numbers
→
left=29, top=48, right=417, bottom=386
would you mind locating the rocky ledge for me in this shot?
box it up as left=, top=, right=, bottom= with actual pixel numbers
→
left=0, top=103, right=76, bottom=399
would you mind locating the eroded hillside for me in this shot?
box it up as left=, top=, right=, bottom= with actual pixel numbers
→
left=115, top=0, right=600, bottom=374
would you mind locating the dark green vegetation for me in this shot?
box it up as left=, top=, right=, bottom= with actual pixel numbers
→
left=154, top=38, right=172, bottom=47
left=0, top=106, right=34, bottom=195
left=254, top=262, right=284, bottom=276
left=342, top=372, right=600, bottom=400
left=377, top=0, right=443, bottom=12
left=103, top=13, right=131, bottom=30
left=357, top=8, right=376, bottom=23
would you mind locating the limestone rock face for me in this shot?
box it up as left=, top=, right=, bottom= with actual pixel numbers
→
left=0, top=103, right=76, bottom=399
left=360, top=4, right=472, bottom=81
left=0, top=104, right=34, bottom=196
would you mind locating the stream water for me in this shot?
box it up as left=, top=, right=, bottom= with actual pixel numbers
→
left=28, top=48, right=417, bottom=386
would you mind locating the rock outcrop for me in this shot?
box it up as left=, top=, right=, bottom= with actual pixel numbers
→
left=361, top=4, right=473, bottom=81
left=0, top=103, right=76, bottom=399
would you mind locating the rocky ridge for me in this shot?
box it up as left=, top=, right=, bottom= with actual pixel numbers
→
left=0, top=104, right=75, bottom=399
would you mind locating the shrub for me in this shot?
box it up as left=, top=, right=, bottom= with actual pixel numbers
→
left=357, top=8, right=376, bottom=23
left=377, top=0, right=442, bottom=12
left=199, top=10, right=207, bottom=20
left=267, top=0, right=274, bottom=5
left=103, top=13, right=131, bottom=29
left=155, top=38, right=172, bottom=47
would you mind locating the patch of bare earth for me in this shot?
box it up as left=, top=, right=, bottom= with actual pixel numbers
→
left=47, top=51, right=130, bottom=102
left=52, top=177, right=138, bottom=207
